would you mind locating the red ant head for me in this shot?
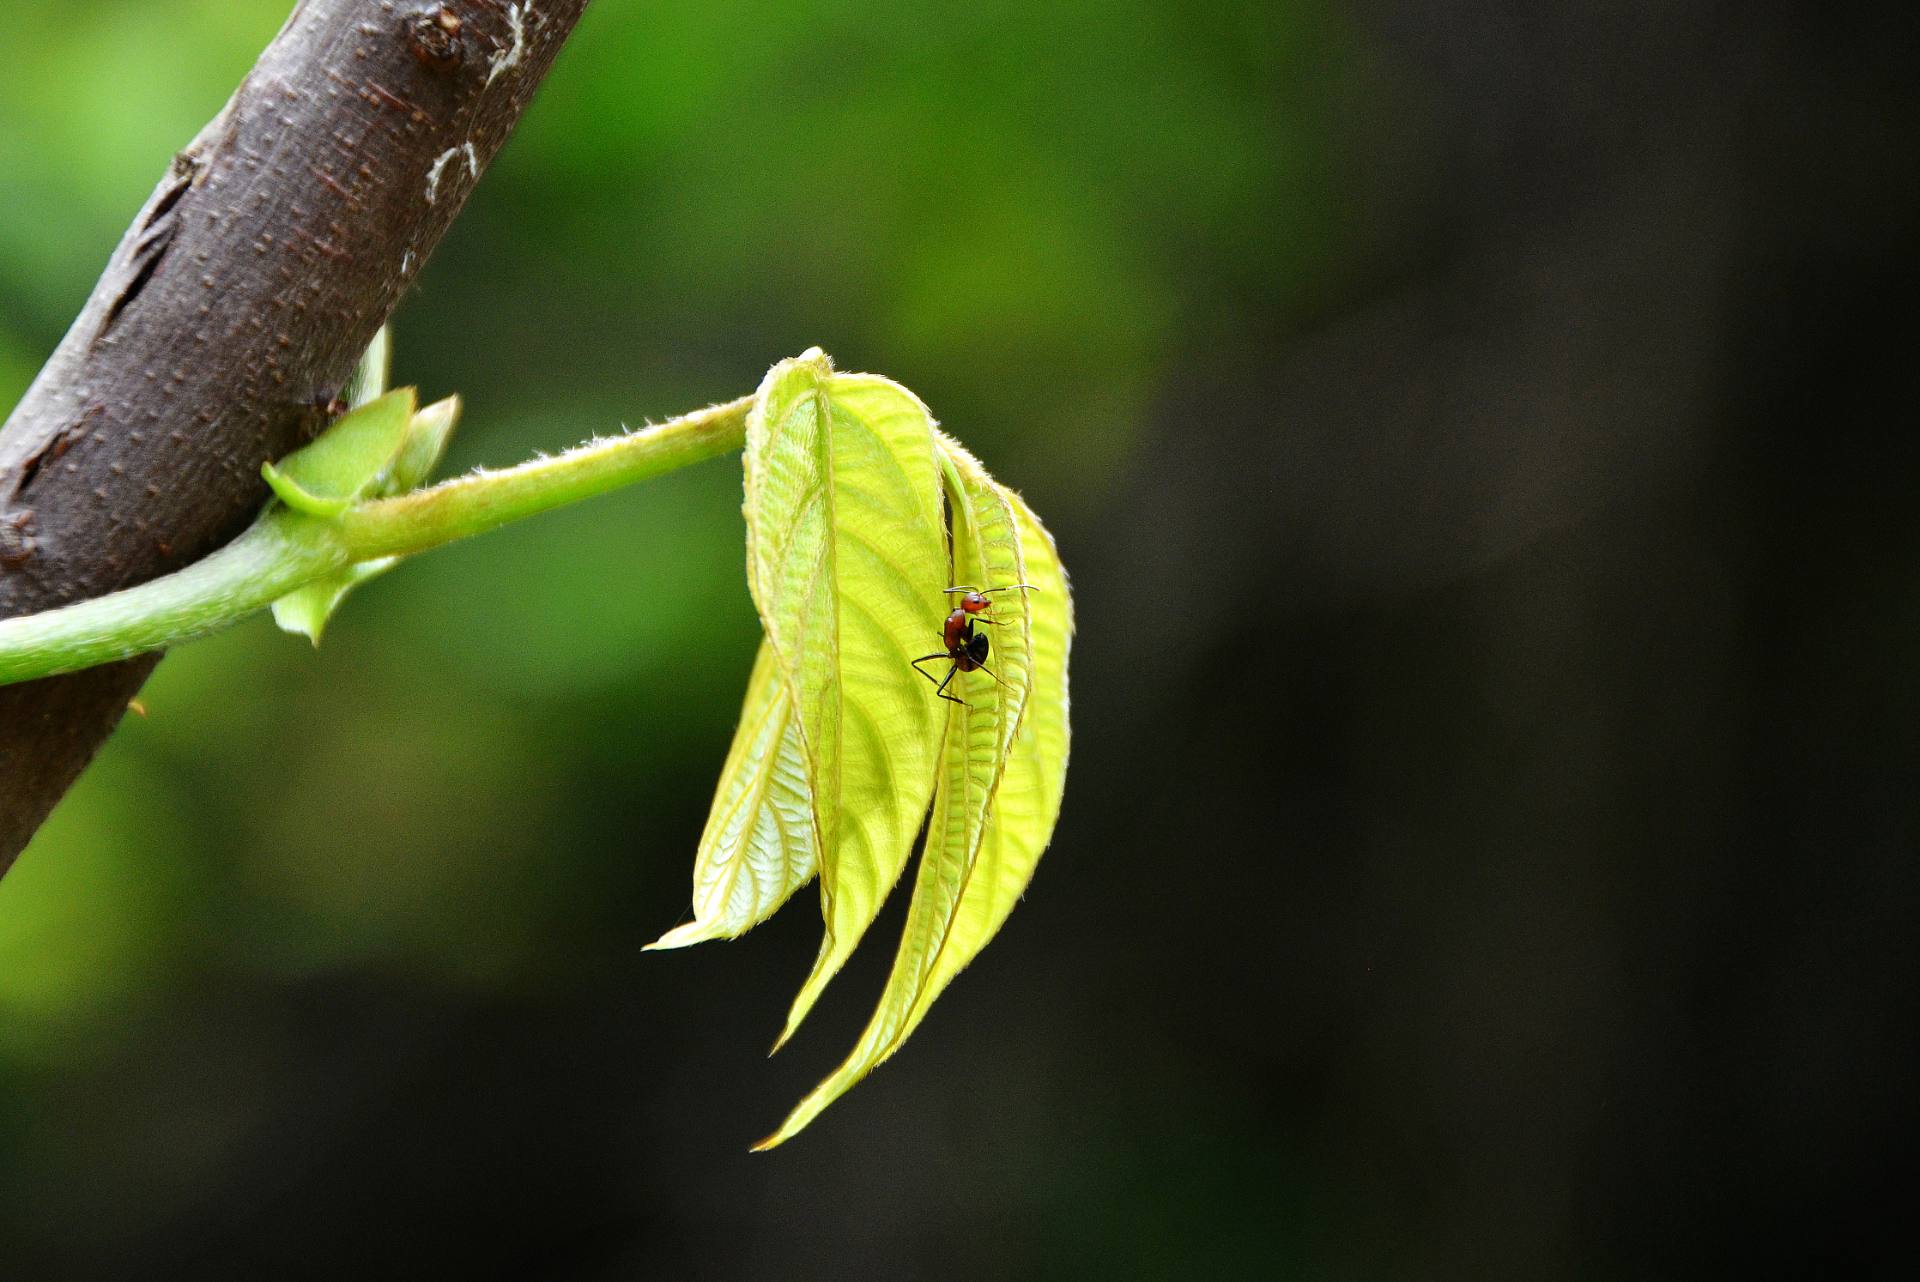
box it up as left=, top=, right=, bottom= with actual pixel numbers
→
left=960, top=591, right=991, bottom=613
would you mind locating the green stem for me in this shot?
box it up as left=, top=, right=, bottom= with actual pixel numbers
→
left=0, top=515, right=347, bottom=684
left=0, top=395, right=751, bottom=686
left=340, top=394, right=749, bottom=559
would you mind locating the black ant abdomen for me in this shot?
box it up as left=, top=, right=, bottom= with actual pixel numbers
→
left=963, top=629, right=990, bottom=671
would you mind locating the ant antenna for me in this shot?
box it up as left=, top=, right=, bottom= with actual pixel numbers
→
left=943, top=584, right=1039, bottom=596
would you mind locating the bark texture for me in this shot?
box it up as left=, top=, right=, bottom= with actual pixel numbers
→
left=0, top=0, right=592, bottom=870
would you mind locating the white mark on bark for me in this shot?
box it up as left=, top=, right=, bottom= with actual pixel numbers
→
left=486, top=4, right=530, bottom=86
left=425, top=148, right=456, bottom=203
left=425, top=143, right=480, bottom=204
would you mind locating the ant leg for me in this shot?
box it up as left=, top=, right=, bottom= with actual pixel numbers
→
left=910, top=653, right=951, bottom=685
left=974, top=661, right=1016, bottom=691
left=935, top=666, right=968, bottom=706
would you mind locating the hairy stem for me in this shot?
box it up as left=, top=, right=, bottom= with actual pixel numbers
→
left=343, top=395, right=750, bottom=558
left=0, top=396, right=751, bottom=687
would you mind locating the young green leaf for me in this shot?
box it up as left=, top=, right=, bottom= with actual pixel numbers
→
left=261, top=388, right=418, bottom=517
left=741, top=351, right=949, bottom=1048
left=931, top=431, right=1036, bottom=834
left=898, top=489, right=1071, bottom=1038
left=384, top=395, right=461, bottom=497
left=752, top=438, right=1048, bottom=1149
left=269, top=395, right=462, bottom=643
left=646, top=641, right=817, bottom=949
left=269, top=557, right=401, bottom=644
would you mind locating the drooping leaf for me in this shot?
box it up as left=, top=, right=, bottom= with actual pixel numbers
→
left=930, top=431, right=1036, bottom=817
left=261, top=387, right=417, bottom=517
left=740, top=351, right=949, bottom=1048
left=898, top=488, right=1071, bottom=1036
left=753, top=436, right=1044, bottom=1149
left=646, top=641, right=817, bottom=949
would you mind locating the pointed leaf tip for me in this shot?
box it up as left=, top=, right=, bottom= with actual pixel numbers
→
left=640, top=923, right=710, bottom=952
left=652, top=642, right=820, bottom=951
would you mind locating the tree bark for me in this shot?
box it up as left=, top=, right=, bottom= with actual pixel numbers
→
left=0, top=0, right=592, bottom=871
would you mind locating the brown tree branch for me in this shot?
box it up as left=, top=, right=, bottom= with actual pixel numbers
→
left=0, top=0, right=592, bottom=871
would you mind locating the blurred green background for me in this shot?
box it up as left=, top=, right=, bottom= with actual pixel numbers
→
left=3, top=1, right=1916, bottom=1277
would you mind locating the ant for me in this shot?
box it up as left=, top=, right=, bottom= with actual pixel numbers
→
left=910, top=584, right=1036, bottom=706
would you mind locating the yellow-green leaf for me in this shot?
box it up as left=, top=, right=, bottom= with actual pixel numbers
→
left=932, top=431, right=1036, bottom=809
left=900, top=489, right=1071, bottom=1036
left=753, top=441, right=1054, bottom=1149
left=646, top=641, right=816, bottom=949
left=741, top=351, right=948, bottom=1046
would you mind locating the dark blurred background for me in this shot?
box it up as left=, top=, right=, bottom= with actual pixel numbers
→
left=3, top=0, right=1917, bottom=1277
